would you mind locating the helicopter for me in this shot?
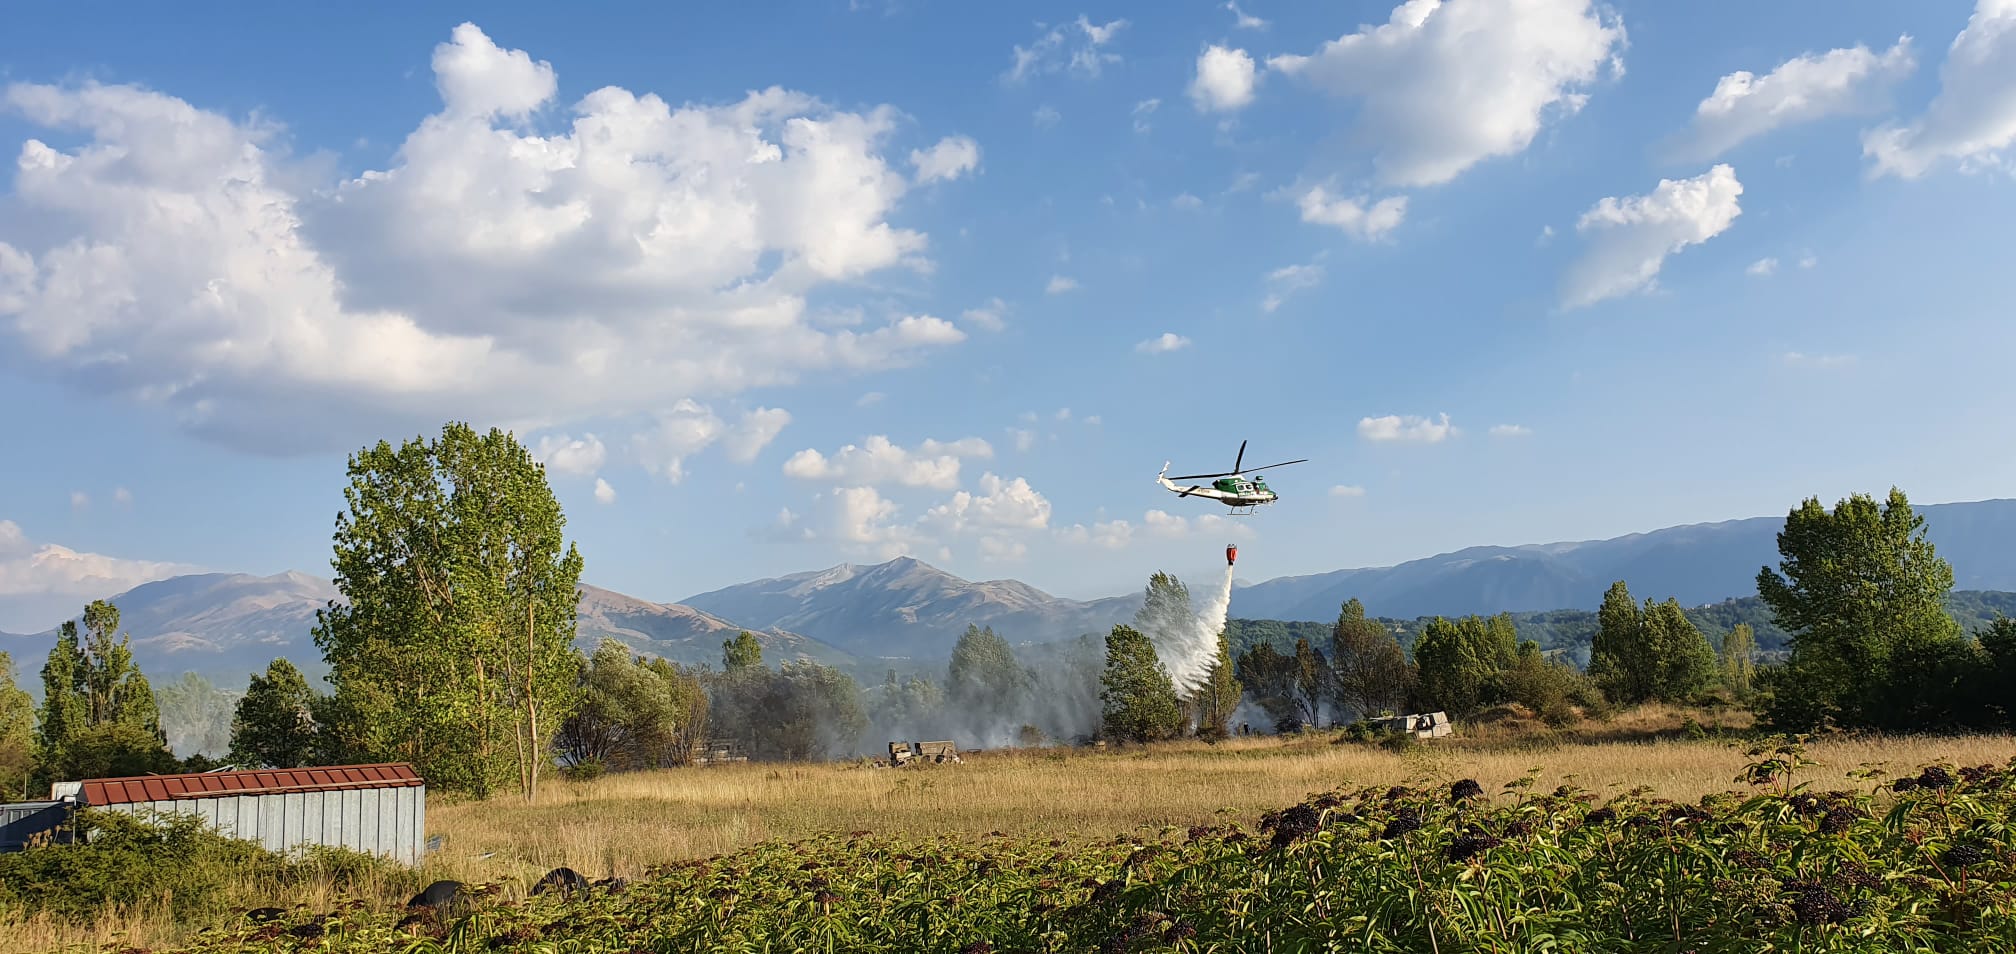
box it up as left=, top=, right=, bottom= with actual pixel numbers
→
left=1157, top=440, right=1308, bottom=514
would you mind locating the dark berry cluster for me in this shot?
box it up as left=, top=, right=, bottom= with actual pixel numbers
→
left=1818, top=805, right=1861, bottom=835
left=1833, top=862, right=1883, bottom=891
left=1916, top=766, right=1955, bottom=789
left=1450, top=779, right=1484, bottom=802
left=1939, top=843, right=1988, bottom=869
left=1446, top=828, right=1503, bottom=862
left=1268, top=804, right=1323, bottom=850
left=1784, top=881, right=1851, bottom=925
left=1582, top=807, right=1617, bottom=826
left=1378, top=807, right=1423, bottom=840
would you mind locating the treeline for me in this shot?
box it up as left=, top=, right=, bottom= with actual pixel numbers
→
left=1226, top=591, right=2016, bottom=666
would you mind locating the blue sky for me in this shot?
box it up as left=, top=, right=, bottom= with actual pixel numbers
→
left=3, top=0, right=2015, bottom=632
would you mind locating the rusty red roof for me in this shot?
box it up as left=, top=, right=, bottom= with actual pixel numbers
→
left=78, top=763, right=422, bottom=806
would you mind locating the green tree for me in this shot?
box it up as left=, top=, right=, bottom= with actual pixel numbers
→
left=1191, top=629, right=1242, bottom=742
left=229, top=659, right=319, bottom=769
left=1329, top=598, right=1411, bottom=721
left=947, top=624, right=1031, bottom=723
left=312, top=422, right=586, bottom=800
left=1755, top=488, right=1966, bottom=729
left=1587, top=581, right=1652, bottom=704
left=557, top=640, right=706, bottom=771
left=1498, top=640, right=1592, bottom=725
left=1642, top=597, right=1718, bottom=701
left=34, top=626, right=87, bottom=779
left=1100, top=624, right=1185, bottom=743
left=1411, top=614, right=1517, bottom=716
left=1721, top=622, right=1757, bottom=698
left=1979, top=616, right=2016, bottom=724
left=34, top=602, right=172, bottom=784
left=0, top=652, right=35, bottom=798
left=723, top=631, right=764, bottom=672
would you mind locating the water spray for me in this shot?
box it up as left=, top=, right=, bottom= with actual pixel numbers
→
left=1137, top=546, right=1241, bottom=696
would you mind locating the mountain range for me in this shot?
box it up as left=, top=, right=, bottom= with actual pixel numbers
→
left=2, top=497, right=2011, bottom=688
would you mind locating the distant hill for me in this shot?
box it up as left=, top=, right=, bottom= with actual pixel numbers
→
left=0, top=573, right=854, bottom=692
left=1226, top=498, right=2016, bottom=622
left=573, top=584, right=855, bottom=670
left=679, top=556, right=1142, bottom=659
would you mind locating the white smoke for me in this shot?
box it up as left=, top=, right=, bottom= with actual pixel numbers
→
left=1138, top=564, right=1237, bottom=695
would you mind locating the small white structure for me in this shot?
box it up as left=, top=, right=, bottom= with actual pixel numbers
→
left=1371, top=711, right=1454, bottom=740
left=57, top=762, right=426, bottom=865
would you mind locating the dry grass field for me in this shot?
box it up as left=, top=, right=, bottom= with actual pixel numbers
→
left=6, top=707, right=2016, bottom=952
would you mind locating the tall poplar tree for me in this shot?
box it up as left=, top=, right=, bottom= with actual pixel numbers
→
left=1721, top=623, right=1757, bottom=698
left=33, top=601, right=173, bottom=783
left=312, top=422, right=585, bottom=800
left=0, top=652, right=34, bottom=798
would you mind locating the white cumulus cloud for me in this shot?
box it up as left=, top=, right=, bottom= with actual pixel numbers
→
left=1136, top=333, right=1191, bottom=354
left=1864, top=0, right=2016, bottom=178
left=1329, top=484, right=1367, bottom=497
left=1561, top=164, right=1743, bottom=310
left=1674, top=36, right=1916, bottom=161
left=1046, top=275, right=1079, bottom=294
left=1359, top=412, right=1456, bottom=442
left=532, top=433, right=608, bottom=477
left=1747, top=257, right=1779, bottom=277
left=1489, top=423, right=1533, bottom=437
left=1297, top=187, right=1407, bottom=240
left=781, top=435, right=993, bottom=490
left=0, top=22, right=971, bottom=453
left=0, top=519, right=205, bottom=630
left=593, top=477, right=617, bottom=504
left=910, top=134, right=981, bottom=183
left=923, top=473, right=1053, bottom=533
left=1190, top=45, right=1259, bottom=112
left=1267, top=0, right=1627, bottom=188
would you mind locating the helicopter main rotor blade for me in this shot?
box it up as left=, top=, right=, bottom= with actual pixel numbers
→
left=1166, top=470, right=1236, bottom=481
left=1242, top=458, right=1310, bottom=472
left=1234, top=440, right=1246, bottom=474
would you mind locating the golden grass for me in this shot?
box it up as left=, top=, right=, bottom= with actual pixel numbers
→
left=422, top=711, right=2015, bottom=887
left=5, top=711, right=2015, bottom=953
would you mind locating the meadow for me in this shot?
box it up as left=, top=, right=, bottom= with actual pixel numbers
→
left=5, top=708, right=2016, bottom=952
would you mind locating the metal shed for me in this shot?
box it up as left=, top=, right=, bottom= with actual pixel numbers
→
left=55, top=763, right=427, bottom=865
left=1, top=797, right=79, bottom=852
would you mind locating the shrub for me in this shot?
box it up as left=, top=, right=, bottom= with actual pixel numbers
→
left=0, top=809, right=283, bottom=923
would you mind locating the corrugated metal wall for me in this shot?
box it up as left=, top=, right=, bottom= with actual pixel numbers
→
left=1, top=801, right=77, bottom=852
left=100, top=785, right=425, bottom=864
